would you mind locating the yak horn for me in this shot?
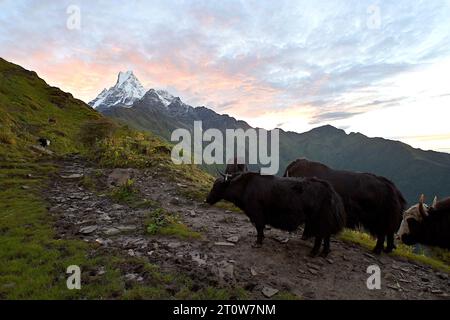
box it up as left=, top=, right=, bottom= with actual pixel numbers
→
left=286, top=170, right=289, bottom=177
left=419, top=194, right=428, bottom=219
left=432, top=196, right=438, bottom=209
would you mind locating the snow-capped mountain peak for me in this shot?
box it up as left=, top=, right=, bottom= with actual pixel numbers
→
left=89, top=71, right=146, bottom=110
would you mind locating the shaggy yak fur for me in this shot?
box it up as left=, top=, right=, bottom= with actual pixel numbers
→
left=284, top=159, right=406, bottom=254
left=206, top=172, right=345, bottom=257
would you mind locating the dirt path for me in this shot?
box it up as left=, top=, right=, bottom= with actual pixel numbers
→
left=47, top=156, right=449, bottom=300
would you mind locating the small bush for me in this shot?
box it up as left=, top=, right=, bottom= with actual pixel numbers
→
left=80, top=118, right=118, bottom=147
left=110, top=179, right=138, bottom=204
left=0, top=128, right=16, bottom=145
left=146, top=208, right=201, bottom=239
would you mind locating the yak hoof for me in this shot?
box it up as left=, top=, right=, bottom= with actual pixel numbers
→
left=252, top=242, right=262, bottom=249
left=319, top=249, right=330, bottom=257
left=384, top=246, right=395, bottom=254
left=309, top=249, right=320, bottom=257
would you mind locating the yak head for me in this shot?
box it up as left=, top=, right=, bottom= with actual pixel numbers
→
left=397, top=194, right=437, bottom=245
left=205, top=169, right=247, bottom=205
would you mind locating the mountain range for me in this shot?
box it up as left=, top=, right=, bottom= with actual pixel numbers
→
left=91, top=71, right=450, bottom=205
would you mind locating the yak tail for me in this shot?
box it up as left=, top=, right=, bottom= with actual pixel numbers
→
left=330, top=193, right=346, bottom=233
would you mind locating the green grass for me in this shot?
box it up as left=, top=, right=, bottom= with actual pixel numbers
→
left=146, top=208, right=201, bottom=240
left=340, top=229, right=450, bottom=273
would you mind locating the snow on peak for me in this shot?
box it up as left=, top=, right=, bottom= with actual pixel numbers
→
left=89, top=71, right=146, bottom=110
left=156, top=90, right=175, bottom=106
left=116, top=70, right=134, bottom=87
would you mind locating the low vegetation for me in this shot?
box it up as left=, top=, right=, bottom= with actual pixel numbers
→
left=146, top=208, right=201, bottom=240
left=340, top=230, right=450, bottom=273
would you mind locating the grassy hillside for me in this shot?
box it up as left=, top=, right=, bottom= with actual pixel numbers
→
left=0, top=58, right=102, bottom=159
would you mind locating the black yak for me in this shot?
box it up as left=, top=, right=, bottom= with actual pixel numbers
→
left=398, top=195, right=450, bottom=249
left=284, top=159, right=406, bottom=254
left=224, top=157, right=248, bottom=175
left=206, top=172, right=345, bottom=257
left=37, top=138, right=51, bottom=148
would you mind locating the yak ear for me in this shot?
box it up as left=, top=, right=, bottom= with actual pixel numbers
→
left=432, top=196, right=438, bottom=209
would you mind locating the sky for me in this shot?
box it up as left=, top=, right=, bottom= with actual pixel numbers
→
left=1, top=0, right=450, bottom=153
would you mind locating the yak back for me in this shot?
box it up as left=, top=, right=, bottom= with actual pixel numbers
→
left=284, top=159, right=404, bottom=235
left=224, top=172, right=344, bottom=234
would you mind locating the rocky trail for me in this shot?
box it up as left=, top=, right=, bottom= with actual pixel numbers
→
left=47, top=156, right=449, bottom=300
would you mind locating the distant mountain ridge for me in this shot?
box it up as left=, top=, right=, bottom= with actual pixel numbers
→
left=93, top=71, right=450, bottom=205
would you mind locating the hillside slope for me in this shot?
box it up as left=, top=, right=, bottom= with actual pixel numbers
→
left=0, top=58, right=101, bottom=158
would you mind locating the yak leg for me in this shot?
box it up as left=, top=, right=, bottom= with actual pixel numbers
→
left=320, top=236, right=331, bottom=257
left=309, top=237, right=322, bottom=257
left=384, top=233, right=396, bottom=253
left=373, top=233, right=385, bottom=254
left=252, top=224, right=265, bottom=248
left=301, top=223, right=311, bottom=240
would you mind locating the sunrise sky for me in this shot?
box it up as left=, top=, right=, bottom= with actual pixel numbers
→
left=1, top=0, right=450, bottom=152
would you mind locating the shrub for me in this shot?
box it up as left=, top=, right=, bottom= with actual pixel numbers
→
left=0, top=127, right=16, bottom=145
left=80, top=118, right=118, bottom=147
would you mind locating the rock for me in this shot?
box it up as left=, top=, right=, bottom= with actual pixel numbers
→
left=436, top=273, right=448, bottom=280
left=326, top=258, right=334, bottom=264
left=30, top=144, right=54, bottom=155
left=217, top=261, right=235, bottom=282
left=191, top=253, right=207, bottom=266
left=112, top=204, right=124, bottom=210
left=79, top=225, right=97, bottom=234
left=97, top=267, right=106, bottom=276
left=107, top=168, right=133, bottom=187
left=364, top=253, right=376, bottom=259
left=61, top=173, right=84, bottom=179
left=124, top=273, right=142, bottom=281
left=116, top=225, right=137, bottom=232
left=226, top=236, right=239, bottom=243
left=21, top=185, right=30, bottom=190
left=127, top=249, right=135, bottom=256
left=306, top=263, right=320, bottom=271
left=189, top=210, right=196, bottom=217
left=168, top=242, right=182, bottom=249
left=274, top=236, right=289, bottom=244
left=250, top=267, right=258, bottom=276
left=421, top=277, right=430, bottom=283
left=99, top=214, right=112, bottom=221
left=103, top=228, right=120, bottom=236
left=308, top=269, right=319, bottom=275
left=214, top=242, right=235, bottom=247
left=431, top=290, right=443, bottom=295
left=262, top=286, right=279, bottom=298
left=387, top=284, right=401, bottom=291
